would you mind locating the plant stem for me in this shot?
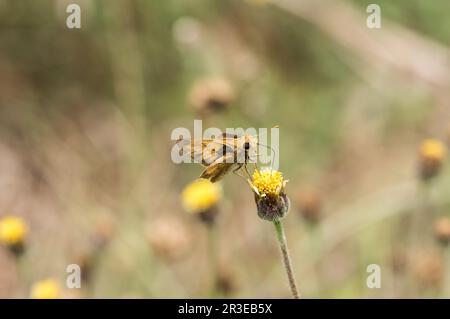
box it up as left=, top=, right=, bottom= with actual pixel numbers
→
left=443, top=248, right=450, bottom=298
left=207, top=223, right=219, bottom=298
left=273, top=220, right=300, bottom=298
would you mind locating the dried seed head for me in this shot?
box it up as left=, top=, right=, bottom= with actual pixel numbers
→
left=296, top=189, right=321, bottom=225
left=30, top=279, right=60, bottom=299
left=74, top=253, right=94, bottom=283
left=0, top=216, right=27, bottom=257
left=412, top=251, right=443, bottom=288
left=90, top=216, right=114, bottom=251
left=250, top=169, right=290, bottom=221
left=434, top=217, right=450, bottom=246
left=188, top=77, right=235, bottom=116
left=146, top=217, right=191, bottom=262
left=216, top=266, right=236, bottom=296
left=418, top=139, right=446, bottom=180
left=390, top=250, right=407, bottom=274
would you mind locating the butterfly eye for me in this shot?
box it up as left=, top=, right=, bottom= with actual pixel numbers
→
left=244, top=142, right=250, bottom=150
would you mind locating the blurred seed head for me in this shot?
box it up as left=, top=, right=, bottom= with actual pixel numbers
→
left=181, top=179, right=222, bottom=224
left=146, top=217, right=192, bottom=262
left=418, top=139, right=446, bottom=180
left=173, top=17, right=203, bottom=48
left=188, top=77, right=235, bottom=117
left=74, top=253, right=94, bottom=284
left=434, top=217, right=450, bottom=246
left=90, top=216, right=114, bottom=251
left=30, top=279, right=60, bottom=299
left=390, top=250, right=408, bottom=274
left=296, top=189, right=322, bottom=225
left=412, top=251, right=443, bottom=289
left=216, top=265, right=237, bottom=296
left=0, top=216, right=28, bottom=257
left=250, top=169, right=290, bottom=221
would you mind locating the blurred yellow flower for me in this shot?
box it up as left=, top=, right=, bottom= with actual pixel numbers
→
left=252, top=168, right=286, bottom=197
left=418, top=139, right=446, bottom=180
left=0, top=216, right=27, bottom=246
left=181, top=179, right=222, bottom=214
left=30, top=279, right=60, bottom=299
left=419, top=139, right=445, bottom=162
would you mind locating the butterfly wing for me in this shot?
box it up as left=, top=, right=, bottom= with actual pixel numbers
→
left=175, top=136, right=236, bottom=166
left=199, top=153, right=237, bottom=182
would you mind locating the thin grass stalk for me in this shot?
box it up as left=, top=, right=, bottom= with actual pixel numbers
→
left=207, top=223, right=220, bottom=298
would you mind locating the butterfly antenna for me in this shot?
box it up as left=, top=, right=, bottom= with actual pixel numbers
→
left=257, top=143, right=276, bottom=174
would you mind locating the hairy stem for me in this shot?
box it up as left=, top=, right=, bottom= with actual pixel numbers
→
left=273, top=220, right=300, bottom=298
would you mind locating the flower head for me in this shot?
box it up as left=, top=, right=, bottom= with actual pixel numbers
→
left=250, top=168, right=289, bottom=221
left=181, top=179, right=222, bottom=224
left=418, top=139, right=446, bottom=180
left=251, top=169, right=286, bottom=198
left=0, top=216, right=27, bottom=255
left=30, top=279, right=60, bottom=299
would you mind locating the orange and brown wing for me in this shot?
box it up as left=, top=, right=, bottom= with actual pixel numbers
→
left=199, top=153, right=237, bottom=182
left=175, top=137, right=235, bottom=166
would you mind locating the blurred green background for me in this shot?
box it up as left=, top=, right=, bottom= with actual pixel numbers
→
left=0, top=0, right=450, bottom=298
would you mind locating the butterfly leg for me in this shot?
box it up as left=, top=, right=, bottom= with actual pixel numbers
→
left=232, top=164, right=248, bottom=182
left=243, top=164, right=253, bottom=181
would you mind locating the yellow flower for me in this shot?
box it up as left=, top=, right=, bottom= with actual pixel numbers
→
left=250, top=169, right=290, bottom=221
left=181, top=179, right=222, bottom=214
left=251, top=168, right=286, bottom=197
left=30, top=279, right=60, bottom=299
left=0, top=216, right=28, bottom=246
left=420, top=139, right=445, bottom=162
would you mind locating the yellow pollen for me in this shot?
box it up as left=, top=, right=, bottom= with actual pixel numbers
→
left=252, top=169, right=285, bottom=197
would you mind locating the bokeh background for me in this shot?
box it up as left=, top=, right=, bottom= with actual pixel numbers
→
left=1, top=0, right=450, bottom=298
